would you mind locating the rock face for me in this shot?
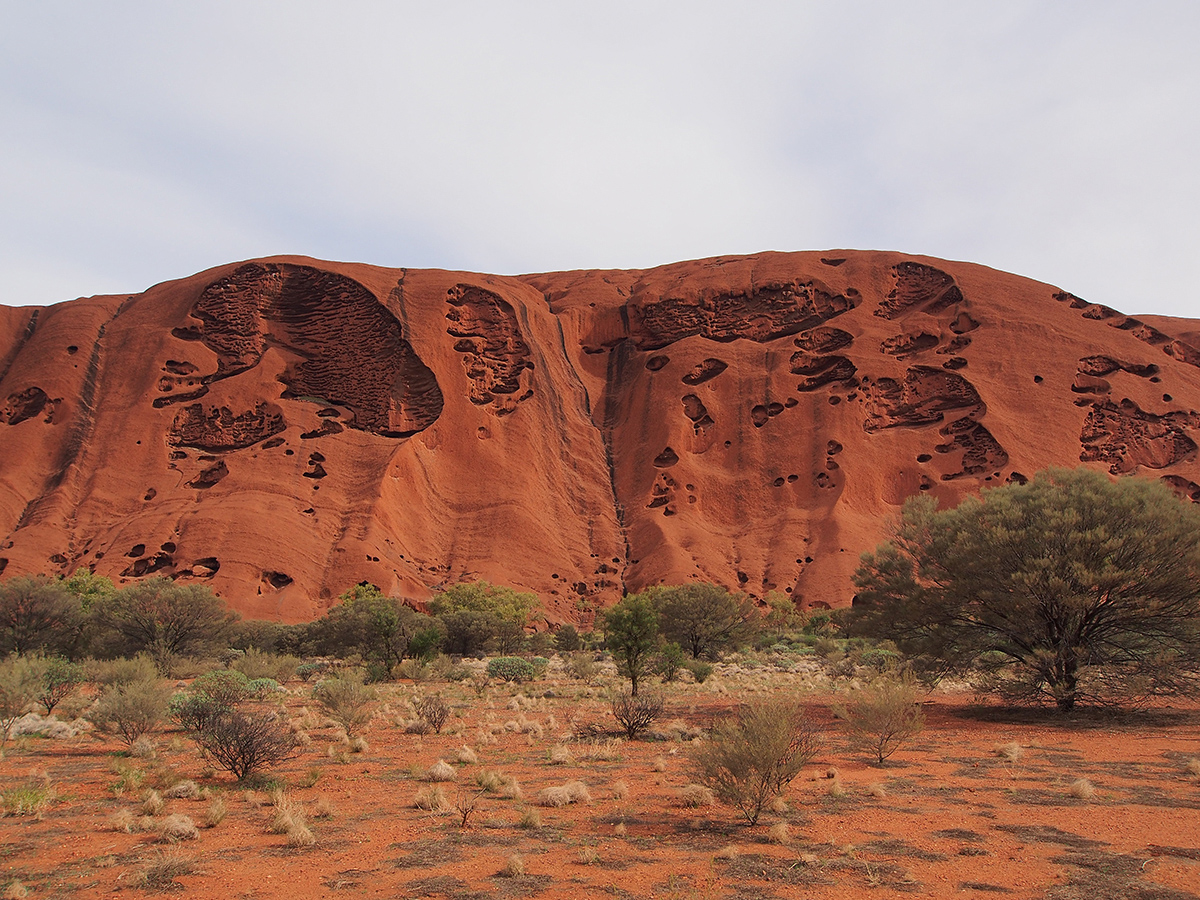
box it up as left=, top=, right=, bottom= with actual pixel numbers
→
left=1, top=251, right=1199, bottom=623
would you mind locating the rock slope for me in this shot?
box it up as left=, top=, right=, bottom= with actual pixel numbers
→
left=1, top=251, right=1198, bottom=622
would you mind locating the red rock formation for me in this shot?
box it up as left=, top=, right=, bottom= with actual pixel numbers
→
left=2, top=251, right=1199, bottom=622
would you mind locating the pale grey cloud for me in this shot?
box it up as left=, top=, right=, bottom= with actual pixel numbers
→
left=1, top=1, right=1197, bottom=318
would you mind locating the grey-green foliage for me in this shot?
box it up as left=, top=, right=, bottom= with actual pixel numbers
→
left=313, top=673, right=376, bottom=737
left=0, top=655, right=41, bottom=748
left=853, top=467, right=1200, bottom=711
left=688, top=698, right=822, bottom=825
left=89, top=675, right=172, bottom=746
left=836, top=673, right=925, bottom=763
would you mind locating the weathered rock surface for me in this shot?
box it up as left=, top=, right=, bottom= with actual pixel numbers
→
left=1, top=251, right=1198, bottom=622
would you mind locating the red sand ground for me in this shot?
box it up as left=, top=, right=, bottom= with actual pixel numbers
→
left=2, top=663, right=1198, bottom=899
left=2, top=251, right=1200, bottom=622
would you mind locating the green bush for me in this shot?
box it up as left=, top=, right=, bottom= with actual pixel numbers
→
left=656, top=643, right=686, bottom=682
left=313, top=674, right=376, bottom=737
left=295, top=662, right=328, bottom=683
left=836, top=674, right=925, bottom=764
left=486, top=657, right=536, bottom=683
left=245, top=678, right=282, bottom=697
left=232, top=648, right=299, bottom=684
left=685, top=660, right=713, bottom=683
left=89, top=676, right=172, bottom=747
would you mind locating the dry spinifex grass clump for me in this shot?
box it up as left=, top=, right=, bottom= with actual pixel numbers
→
left=537, top=781, right=591, bottom=807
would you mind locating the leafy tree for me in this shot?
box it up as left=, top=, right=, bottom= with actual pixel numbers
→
left=852, top=468, right=1200, bottom=711
left=428, top=581, right=539, bottom=657
left=32, top=656, right=84, bottom=715
left=0, top=576, right=82, bottom=656
left=307, top=584, right=434, bottom=672
left=93, top=578, right=237, bottom=672
left=654, top=583, right=757, bottom=659
left=603, top=593, right=660, bottom=696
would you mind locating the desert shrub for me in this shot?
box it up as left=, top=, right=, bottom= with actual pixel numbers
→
left=426, top=760, right=457, bottom=782
left=30, top=656, right=84, bottom=715
left=486, top=657, right=536, bottom=683
left=1067, top=777, right=1095, bottom=800
left=164, top=780, right=200, bottom=800
left=656, top=642, right=686, bottom=682
left=86, top=654, right=160, bottom=686
left=134, top=852, right=194, bottom=889
left=1, top=775, right=55, bottom=817
left=688, top=697, right=822, bottom=825
left=245, top=678, right=282, bottom=698
left=678, top=784, right=716, bottom=807
left=190, top=707, right=298, bottom=781
left=232, top=648, right=299, bottom=684
left=414, top=695, right=450, bottom=733
left=312, top=674, right=376, bottom=737
left=89, top=676, right=171, bottom=747
left=685, top=660, right=713, bottom=683
left=836, top=674, right=925, bottom=763
left=157, top=813, right=198, bottom=843
left=500, top=853, right=526, bottom=877
left=554, top=625, right=582, bottom=652
left=567, top=653, right=597, bottom=681
left=610, top=689, right=664, bottom=739
left=191, top=669, right=251, bottom=706
left=295, top=662, right=328, bottom=683
left=603, top=593, right=660, bottom=696
left=0, top=655, right=40, bottom=749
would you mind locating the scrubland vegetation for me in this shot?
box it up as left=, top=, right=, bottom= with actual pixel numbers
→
left=0, top=469, right=1198, bottom=896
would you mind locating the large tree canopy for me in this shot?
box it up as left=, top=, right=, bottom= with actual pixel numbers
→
left=852, top=468, right=1200, bottom=710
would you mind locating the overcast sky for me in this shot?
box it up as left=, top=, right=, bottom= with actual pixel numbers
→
left=1, top=2, right=1198, bottom=318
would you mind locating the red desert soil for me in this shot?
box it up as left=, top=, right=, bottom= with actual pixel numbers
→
left=1, top=663, right=1198, bottom=899
left=2, top=250, right=1200, bottom=622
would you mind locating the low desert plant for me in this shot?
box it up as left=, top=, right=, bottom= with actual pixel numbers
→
left=517, top=807, right=541, bottom=829
left=501, top=853, right=526, bottom=876
left=426, top=760, right=457, bottom=782
left=0, top=657, right=41, bottom=750
left=611, top=780, right=629, bottom=801
left=157, top=813, right=199, bottom=843
left=688, top=697, right=821, bottom=825
left=204, top=796, right=227, bottom=827
left=548, top=744, right=574, bottom=765
left=610, top=689, right=664, bottom=740
left=1067, top=777, right=1095, bottom=800
left=141, top=789, right=165, bottom=816
left=313, top=675, right=376, bottom=737
left=414, top=694, right=450, bottom=734
left=836, top=674, right=925, bottom=763
left=1184, top=757, right=1200, bottom=778
left=134, top=851, right=194, bottom=889
left=164, top=780, right=200, bottom=800
left=414, top=784, right=449, bottom=812
left=232, top=648, right=299, bottom=684
left=189, top=705, right=299, bottom=782
left=995, top=741, right=1024, bottom=762
left=768, top=822, right=791, bottom=844
left=577, top=847, right=601, bottom=865
left=89, top=676, right=172, bottom=747
left=33, top=656, right=84, bottom=715
left=486, top=657, right=536, bottom=683
left=1, top=777, right=54, bottom=818
left=678, top=783, right=716, bottom=807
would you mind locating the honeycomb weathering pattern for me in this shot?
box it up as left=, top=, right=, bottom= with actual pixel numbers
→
left=625, top=280, right=858, bottom=351
left=445, top=284, right=534, bottom=414
left=1, top=249, right=1200, bottom=620
left=177, top=263, right=443, bottom=437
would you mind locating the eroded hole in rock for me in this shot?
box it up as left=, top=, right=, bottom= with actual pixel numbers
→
left=0, top=387, right=51, bottom=426
left=881, top=332, right=939, bottom=357
left=300, top=420, right=343, bottom=439
left=66, top=346, right=78, bottom=355
left=1161, top=475, right=1200, bottom=502
left=1080, top=399, right=1199, bottom=474
left=863, top=367, right=985, bottom=432
left=169, top=401, right=286, bottom=452
left=917, top=453, right=932, bottom=463
left=176, top=263, right=443, bottom=437
left=127, top=544, right=145, bottom=558
left=121, top=552, right=173, bottom=578
left=790, top=353, right=857, bottom=391
left=773, top=477, right=785, bottom=487
left=681, top=358, right=729, bottom=386
left=261, top=437, right=284, bottom=449
left=795, top=326, right=853, bottom=353
left=935, top=418, right=1009, bottom=480
left=827, top=440, right=843, bottom=455
left=628, top=279, right=858, bottom=350
left=446, top=283, right=534, bottom=414
left=950, top=312, right=980, bottom=334
left=160, top=541, right=176, bottom=553
left=309, top=451, right=325, bottom=463
left=943, top=357, right=968, bottom=370
left=303, top=463, right=328, bottom=479
left=1034, top=375, right=1044, bottom=384
left=191, top=557, right=220, bottom=576
left=163, top=360, right=198, bottom=375
left=143, top=488, right=157, bottom=501
left=1006, top=472, right=1029, bottom=485
left=877, top=262, right=964, bottom=319
left=681, top=394, right=715, bottom=431
left=820, top=257, right=846, bottom=266
left=751, top=405, right=769, bottom=427
left=645, top=355, right=670, bottom=371
left=262, top=571, right=293, bottom=589
left=187, top=460, right=229, bottom=489
left=317, top=407, right=340, bottom=418
left=653, top=447, right=679, bottom=467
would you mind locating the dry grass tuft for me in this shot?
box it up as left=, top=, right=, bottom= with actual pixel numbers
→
left=2, top=880, right=29, bottom=899
left=1185, top=757, right=1200, bottom=777
left=1067, top=777, right=1095, bottom=800
left=611, top=780, right=630, bottom=801
left=311, top=795, right=335, bottom=819
left=768, top=822, right=791, bottom=844
left=548, top=744, right=574, bottom=765
left=576, top=847, right=601, bottom=865
left=518, top=807, right=542, bottom=829
left=678, top=784, right=716, bottom=808
left=455, top=745, right=478, bottom=765
left=140, top=790, right=165, bottom=816
left=157, top=814, right=199, bottom=843
left=867, top=782, right=888, bottom=799
left=204, top=797, right=226, bottom=828
left=414, top=785, right=449, bottom=812
left=995, top=741, right=1023, bottom=762
left=427, top=760, right=457, bottom=782
left=614, top=821, right=627, bottom=836
left=131, top=736, right=157, bottom=760
left=109, top=808, right=138, bottom=833
left=133, top=852, right=194, bottom=889
left=715, top=845, right=739, bottom=861
left=164, top=780, right=200, bottom=800
left=652, top=755, right=668, bottom=772
left=500, top=853, right=525, bottom=877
